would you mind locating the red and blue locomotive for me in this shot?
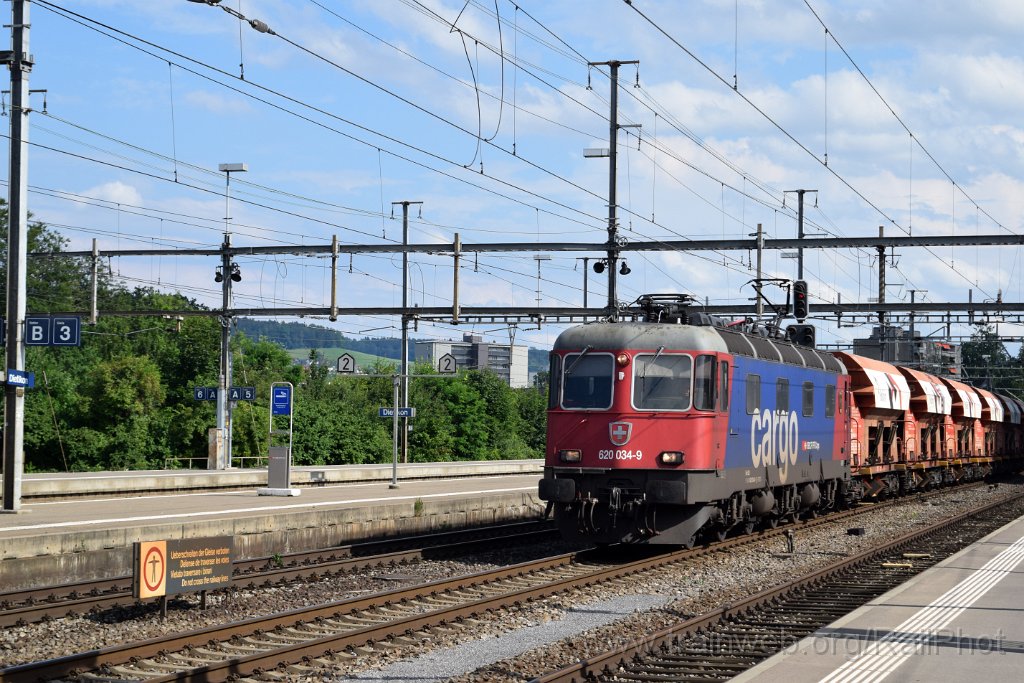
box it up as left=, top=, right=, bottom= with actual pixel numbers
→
left=538, top=294, right=1021, bottom=546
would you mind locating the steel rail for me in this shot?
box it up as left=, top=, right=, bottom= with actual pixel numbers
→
left=0, top=520, right=555, bottom=627
left=0, top=484, right=985, bottom=682
left=528, top=491, right=1024, bottom=683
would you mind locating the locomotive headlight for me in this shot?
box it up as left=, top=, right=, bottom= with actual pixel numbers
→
left=559, top=449, right=582, bottom=463
left=616, top=353, right=630, bottom=367
left=659, top=451, right=684, bottom=465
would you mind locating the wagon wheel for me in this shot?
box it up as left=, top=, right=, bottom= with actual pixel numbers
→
left=714, top=527, right=729, bottom=542
left=742, top=521, right=755, bottom=535
left=766, top=515, right=779, bottom=529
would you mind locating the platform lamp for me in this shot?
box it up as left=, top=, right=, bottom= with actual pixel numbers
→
left=215, top=162, right=247, bottom=470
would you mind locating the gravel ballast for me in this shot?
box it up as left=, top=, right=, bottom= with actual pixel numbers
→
left=2, top=482, right=1021, bottom=682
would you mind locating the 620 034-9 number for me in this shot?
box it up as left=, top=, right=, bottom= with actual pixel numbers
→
left=597, top=449, right=643, bottom=461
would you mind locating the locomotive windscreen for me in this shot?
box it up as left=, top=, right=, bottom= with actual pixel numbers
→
left=634, top=353, right=692, bottom=410
left=561, top=353, right=614, bottom=409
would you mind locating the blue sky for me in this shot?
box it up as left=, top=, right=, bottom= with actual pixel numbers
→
left=13, top=0, right=1024, bottom=351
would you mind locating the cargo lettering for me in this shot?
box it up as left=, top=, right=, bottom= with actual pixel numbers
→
left=750, top=408, right=799, bottom=477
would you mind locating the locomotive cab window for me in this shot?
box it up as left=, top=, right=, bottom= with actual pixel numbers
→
left=547, top=354, right=561, bottom=409
left=633, top=353, right=692, bottom=411
left=776, top=378, right=790, bottom=412
left=745, top=374, right=761, bottom=414
left=561, top=352, right=614, bottom=409
left=694, top=355, right=716, bottom=411
left=825, top=384, right=836, bottom=418
left=802, top=381, right=814, bottom=417
left=719, top=361, right=730, bottom=411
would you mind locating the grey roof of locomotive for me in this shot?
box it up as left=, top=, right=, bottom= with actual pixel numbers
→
left=553, top=321, right=846, bottom=375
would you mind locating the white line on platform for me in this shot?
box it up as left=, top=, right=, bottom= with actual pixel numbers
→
left=820, top=533, right=1024, bottom=683
left=0, top=486, right=536, bottom=532
left=23, top=461, right=539, bottom=482
left=27, top=474, right=539, bottom=507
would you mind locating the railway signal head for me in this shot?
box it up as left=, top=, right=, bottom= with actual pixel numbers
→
left=786, top=324, right=816, bottom=348
left=793, top=280, right=809, bottom=322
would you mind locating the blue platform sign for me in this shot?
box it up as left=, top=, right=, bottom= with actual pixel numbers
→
left=193, top=386, right=218, bottom=401
left=229, top=386, right=256, bottom=401
left=25, top=318, right=50, bottom=346
left=378, top=407, right=416, bottom=418
left=6, top=369, right=34, bottom=388
left=52, top=317, right=81, bottom=346
left=272, top=386, right=292, bottom=415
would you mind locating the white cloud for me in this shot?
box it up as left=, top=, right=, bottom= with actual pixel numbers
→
left=78, top=181, right=144, bottom=207
left=182, top=90, right=251, bottom=116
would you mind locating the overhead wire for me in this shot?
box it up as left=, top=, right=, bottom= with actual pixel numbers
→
left=34, top=0, right=608, bottom=235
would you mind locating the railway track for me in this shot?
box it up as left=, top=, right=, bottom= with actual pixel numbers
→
left=0, top=484, right=992, bottom=683
left=0, top=520, right=557, bottom=627
left=530, top=491, right=1024, bottom=683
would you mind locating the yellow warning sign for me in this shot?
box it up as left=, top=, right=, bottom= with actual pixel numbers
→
left=136, top=540, right=167, bottom=599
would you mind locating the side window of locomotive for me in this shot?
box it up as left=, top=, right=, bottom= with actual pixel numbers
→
left=561, top=353, right=614, bottom=409
left=776, top=378, right=790, bottom=412
left=547, top=354, right=561, bottom=409
left=719, top=361, right=730, bottom=411
left=633, top=353, right=693, bottom=411
left=694, top=355, right=717, bottom=411
left=745, top=374, right=761, bottom=414
left=802, top=381, right=814, bottom=417
left=825, top=384, right=836, bottom=418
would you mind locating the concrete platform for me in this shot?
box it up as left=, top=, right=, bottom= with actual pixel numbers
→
left=733, top=513, right=1024, bottom=683
left=4, top=459, right=543, bottom=500
left=0, top=470, right=545, bottom=592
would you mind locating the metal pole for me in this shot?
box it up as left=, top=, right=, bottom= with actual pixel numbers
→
left=218, top=232, right=232, bottom=469
left=755, top=223, right=763, bottom=319
left=797, top=190, right=805, bottom=280
left=877, top=226, right=886, bottom=362
left=392, top=201, right=419, bottom=465
left=581, top=257, right=589, bottom=309
left=2, top=0, right=30, bottom=513
left=390, top=376, right=400, bottom=489
left=90, top=239, right=99, bottom=325
left=607, top=62, right=620, bottom=318
left=452, top=233, right=460, bottom=324
left=589, top=59, right=637, bottom=320
left=329, top=234, right=338, bottom=321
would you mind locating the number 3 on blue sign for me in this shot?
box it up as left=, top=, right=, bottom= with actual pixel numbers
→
left=52, top=317, right=81, bottom=346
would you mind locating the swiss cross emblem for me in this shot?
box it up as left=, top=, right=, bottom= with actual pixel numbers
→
left=609, top=421, right=632, bottom=446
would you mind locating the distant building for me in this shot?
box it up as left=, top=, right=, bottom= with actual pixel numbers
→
left=852, top=326, right=962, bottom=377
left=415, top=334, right=529, bottom=388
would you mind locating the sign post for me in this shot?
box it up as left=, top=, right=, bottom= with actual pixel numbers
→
left=259, top=382, right=299, bottom=496
left=390, top=375, right=400, bottom=489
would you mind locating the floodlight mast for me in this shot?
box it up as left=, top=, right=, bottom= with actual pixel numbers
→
left=214, top=163, right=247, bottom=469
left=588, top=59, right=638, bottom=321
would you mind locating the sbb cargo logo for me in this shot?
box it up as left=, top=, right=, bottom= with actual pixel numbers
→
left=750, top=408, right=800, bottom=478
